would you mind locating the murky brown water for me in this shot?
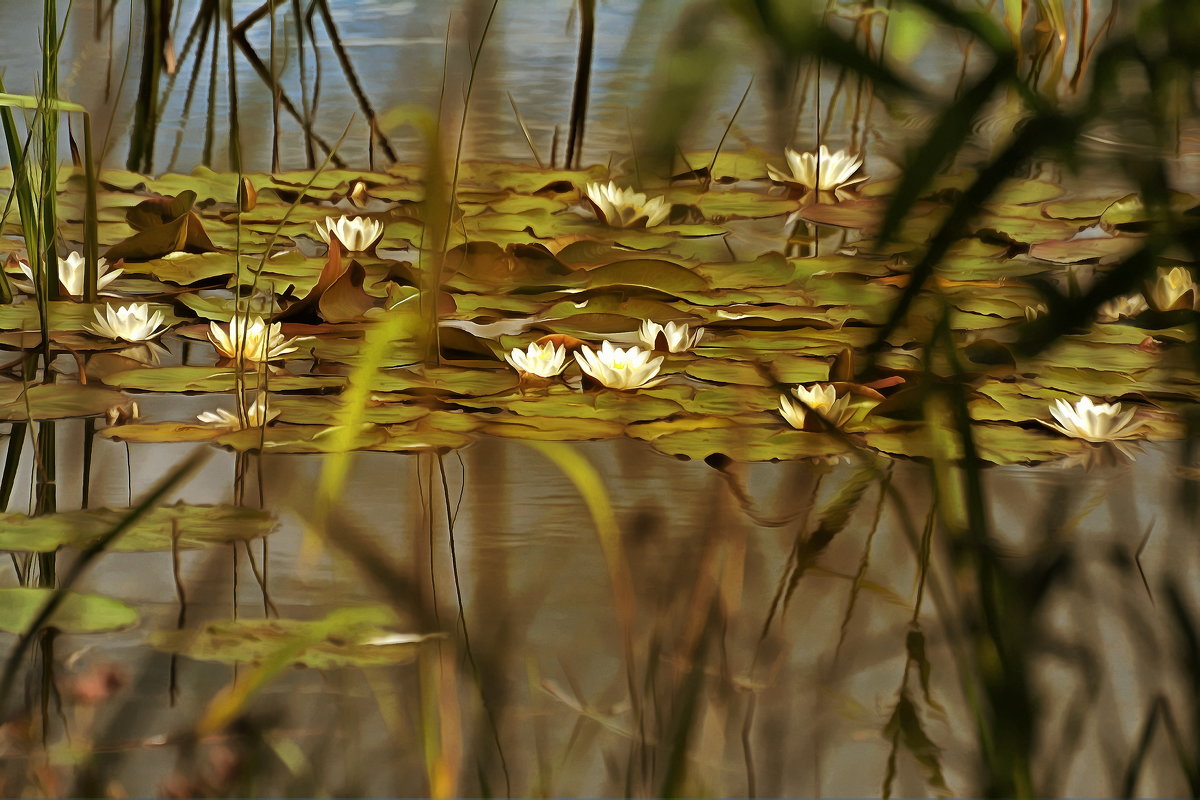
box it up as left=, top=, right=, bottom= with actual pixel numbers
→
left=6, top=401, right=1183, bottom=796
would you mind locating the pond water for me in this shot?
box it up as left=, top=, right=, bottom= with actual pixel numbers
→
left=0, top=0, right=1198, bottom=797
left=15, top=423, right=1198, bottom=797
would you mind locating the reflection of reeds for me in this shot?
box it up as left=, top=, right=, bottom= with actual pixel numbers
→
left=0, top=449, right=210, bottom=716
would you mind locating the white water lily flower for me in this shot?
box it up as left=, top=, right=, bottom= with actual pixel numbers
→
left=1042, top=396, right=1144, bottom=442
left=639, top=320, right=703, bottom=353
left=584, top=181, right=670, bottom=228
left=505, top=341, right=568, bottom=377
left=197, top=394, right=280, bottom=430
left=767, top=145, right=866, bottom=193
left=19, top=252, right=122, bottom=298
left=1145, top=266, right=1198, bottom=312
left=207, top=315, right=299, bottom=362
left=87, top=303, right=168, bottom=342
left=1096, top=294, right=1149, bottom=322
left=779, top=384, right=855, bottom=430
left=314, top=215, right=384, bottom=252
left=574, top=341, right=665, bottom=390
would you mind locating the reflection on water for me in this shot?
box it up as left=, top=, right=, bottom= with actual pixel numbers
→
left=2, top=411, right=1187, bottom=795
left=0, top=0, right=1087, bottom=175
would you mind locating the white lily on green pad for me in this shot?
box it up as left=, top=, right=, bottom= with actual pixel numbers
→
left=208, top=315, right=299, bottom=362
left=575, top=341, right=665, bottom=390
left=583, top=181, right=670, bottom=228
left=18, top=251, right=123, bottom=299
left=88, top=303, right=169, bottom=342
left=779, top=383, right=856, bottom=430
left=767, top=145, right=866, bottom=194
left=314, top=215, right=384, bottom=252
left=1042, top=396, right=1144, bottom=442
left=639, top=320, right=703, bottom=353
left=505, top=341, right=568, bottom=377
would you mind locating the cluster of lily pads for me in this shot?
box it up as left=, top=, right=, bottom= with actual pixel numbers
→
left=0, top=143, right=1195, bottom=465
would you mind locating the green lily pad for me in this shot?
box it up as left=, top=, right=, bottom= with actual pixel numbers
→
left=0, top=383, right=126, bottom=420
left=372, top=366, right=518, bottom=396
left=692, top=252, right=795, bottom=289
left=481, top=414, right=626, bottom=441
left=100, top=421, right=225, bottom=443
left=151, top=606, right=438, bottom=669
left=456, top=387, right=683, bottom=423
left=0, top=589, right=138, bottom=634
left=1028, top=234, right=1141, bottom=264
left=1041, top=197, right=1111, bottom=220
left=100, top=366, right=341, bottom=393
left=270, top=395, right=430, bottom=425
left=637, top=419, right=851, bottom=461
left=136, top=252, right=240, bottom=285
left=862, top=421, right=1082, bottom=464
left=214, top=423, right=389, bottom=453
left=0, top=504, right=277, bottom=552
left=576, top=259, right=709, bottom=295
left=684, top=355, right=830, bottom=386
left=1099, top=192, right=1198, bottom=232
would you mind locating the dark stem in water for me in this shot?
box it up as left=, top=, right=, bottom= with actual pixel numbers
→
left=565, top=0, right=595, bottom=170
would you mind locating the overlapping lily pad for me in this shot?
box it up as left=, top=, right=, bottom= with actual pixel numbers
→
left=0, top=156, right=1191, bottom=470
